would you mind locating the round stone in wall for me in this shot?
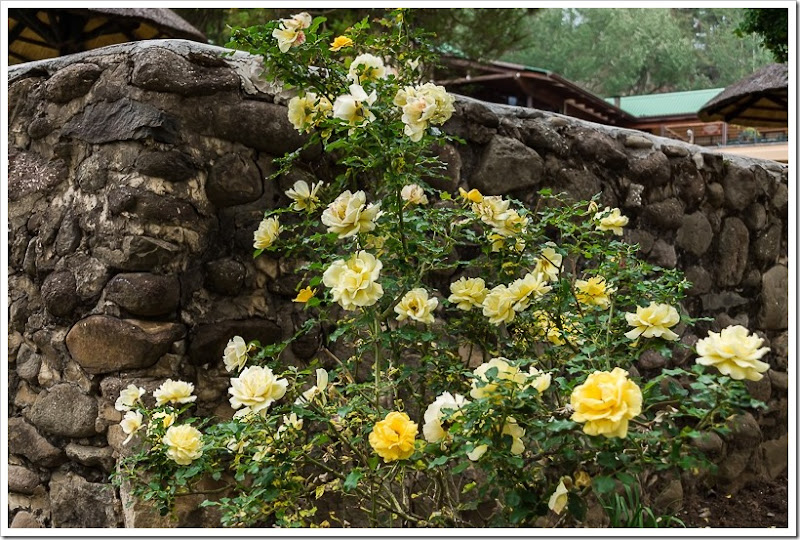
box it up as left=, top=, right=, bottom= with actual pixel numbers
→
left=205, top=154, right=263, bottom=208
left=44, top=63, right=103, bottom=104
left=676, top=212, right=713, bottom=256
left=41, top=270, right=79, bottom=317
left=66, top=315, right=186, bottom=374
left=104, top=273, right=180, bottom=316
left=27, top=383, right=98, bottom=438
left=205, top=259, right=246, bottom=296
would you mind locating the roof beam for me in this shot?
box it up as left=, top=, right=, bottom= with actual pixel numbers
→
left=437, top=73, right=516, bottom=86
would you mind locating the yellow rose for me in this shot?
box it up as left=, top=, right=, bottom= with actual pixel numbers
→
left=467, top=444, right=488, bottom=461
left=286, top=179, right=323, bottom=211
left=482, top=284, right=517, bottom=325
left=394, top=288, right=438, bottom=324
left=322, top=251, right=384, bottom=310
left=287, top=94, right=315, bottom=133
left=508, top=272, right=551, bottom=312
left=152, top=411, right=176, bottom=429
left=458, top=187, right=484, bottom=203
left=548, top=479, right=569, bottom=514
left=532, top=310, right=566, bottom=345
left=329, top=35, right=354, bottom=51
left=348, top=53, right=387, bottom=84
left=448, top=276, right=487, bottom=311
left=470, top=357, right=527, bottom=400
left=419, top=82, right=456, bottom=124
left=228, top=366, right=288, bottom=418
left=624, top=302, right=680, bottom=341
left=369, top=411, right=418, bottom=462
left=422, top=392, right=469, bottom=443
left=397, top=91, right=436, bottom=142
left=695, top=325, right=770, bottom=381
left=272, top=26, right=306, bottom=53
left=333, top=84, right=377, bottom=128
left=533, top=245, right=562, bottom=282
left=472, top=195, right=511, bottom=229
left=502, top=416, right=525, bottom=455
left=153, top=379, right=196, bottom=407
left=271, top=13, right=310, bottom=53
left=296, top=368, right=329, bottom=405
left=400, top=183, right=428, bottom=205
left=282, top=12, right=312, bottom=31
left=253, top=216, right=282, bottom=249
left=466, top=417, right=524, bottom=460
left=120, top=410, right=143, bottom=445
left=223, top=335, right=248, bottom=373
left=489, top=233, right=526, bottom=253
left=570, top=367, right=642, bottom=438
left=162, top=424, right=204, bottom=465
left=526, top=366, right=552, bottom=393
left=492, top=208, right=529, bottom=238
left=575, top=276, right=613, bottom=309
left=595, top=207, right=629, bottom=236
left=293, top=286, right=316, bottom=303
left=115, top=383, right=145, bottom=412
left=574, top=470, right=591, bottom=489
left=393, top=83, right=454, bottom=142
left=321, top=190, right=381, bottom=238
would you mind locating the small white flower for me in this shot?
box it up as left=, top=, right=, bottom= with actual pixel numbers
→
left=153, top=379, right=196, bottom=407
left=400, top=184, right=429, bottom=205
left=295, top=368, right=329, bottom=405
left=285, top=179, right=323, bottom=211
left=422, top=392, right=469, bottom=443
left=333, top=84, right=377, bottom=128
left=223, top=336, right=248, bottom=373
left=115, top=384, right=145, bottom=412
left=548, top=479, right=569, bottom=514
left=347, top=53, right=387, bottom=84
left=120, top=410, right=144, bottom=445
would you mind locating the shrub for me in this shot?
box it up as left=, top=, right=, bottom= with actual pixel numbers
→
left=113, top=9, right=769, bottom=528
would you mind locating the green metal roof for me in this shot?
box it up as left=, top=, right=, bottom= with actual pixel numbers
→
left=605, top=88, right=725, bottom=117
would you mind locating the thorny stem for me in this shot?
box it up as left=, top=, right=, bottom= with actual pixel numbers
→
left=305, top=455, right=422, bottom=524
left=372, top=315, right=382, bottom=410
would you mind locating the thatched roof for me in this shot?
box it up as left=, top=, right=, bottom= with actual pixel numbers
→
left=698, top=63, right=788, bottom=127
left=9, top=8, right=206, bottom=64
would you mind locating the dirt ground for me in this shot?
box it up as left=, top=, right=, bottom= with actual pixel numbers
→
left=678, top=474, right=789, bottom=528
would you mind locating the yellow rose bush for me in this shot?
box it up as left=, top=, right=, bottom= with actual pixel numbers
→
left=115, top=9, right=772, bottom=529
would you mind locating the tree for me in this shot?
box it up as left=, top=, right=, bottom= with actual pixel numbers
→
left=734, top=8, right=788, bottom=63
left=502, top=8, right=775, bottom=97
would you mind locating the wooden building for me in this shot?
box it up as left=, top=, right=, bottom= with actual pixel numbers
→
left=436, top=57, right=788, bottom=162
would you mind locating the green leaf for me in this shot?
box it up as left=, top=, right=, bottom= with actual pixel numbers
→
left=505, top=490, right=521, bottom=507
left=367, top=456, right=380, bottom=471
left=428, top=455, right=449, bottom=468
left=309, top=16, right=327, bottom=35
left=592, top=475, right=616, bottom=495
left=568, top=492, right=588, bottom=521
left=547, top=419, right=578, bottom=433
left=617, top=472, right=637, bottom=487
left=343, top=469, right=363, bottom=492
left=451, top=461, right=470, bottom=475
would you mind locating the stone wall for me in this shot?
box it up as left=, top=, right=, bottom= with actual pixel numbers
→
left=7, top=40, right=788, bottom=528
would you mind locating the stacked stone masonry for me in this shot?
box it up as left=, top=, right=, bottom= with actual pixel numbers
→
left=7, top=40, right=789, bottom=528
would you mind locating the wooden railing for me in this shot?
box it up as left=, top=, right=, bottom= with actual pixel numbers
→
left=657, top=121, right=788, bottom=147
